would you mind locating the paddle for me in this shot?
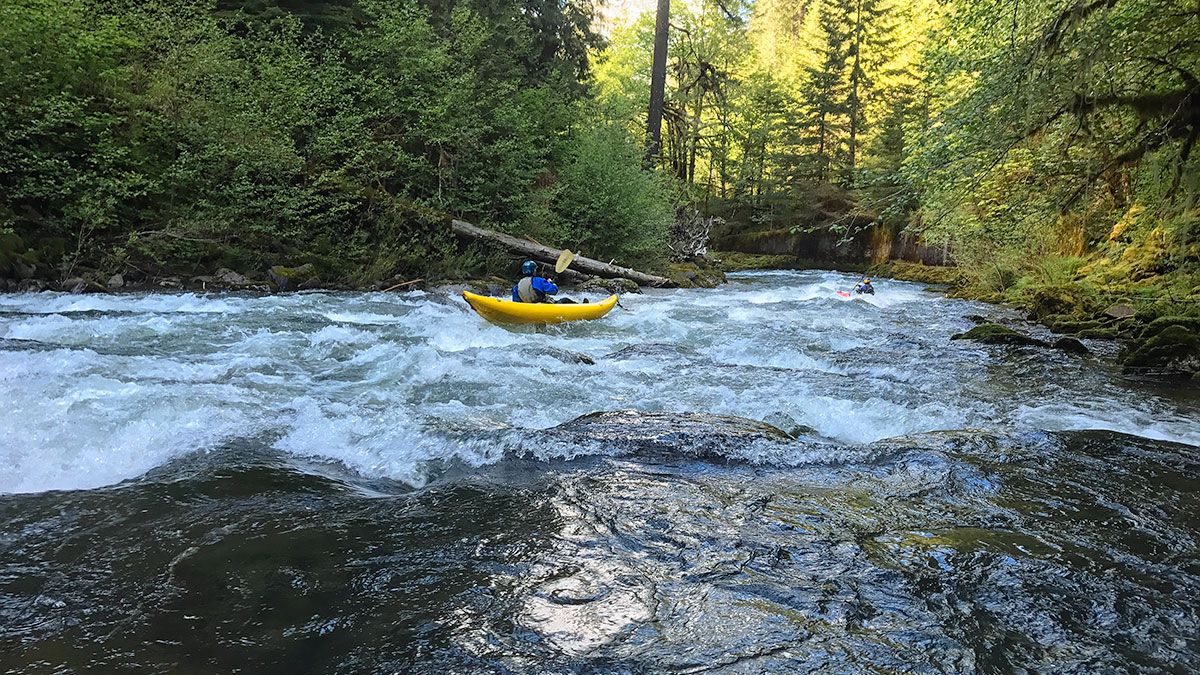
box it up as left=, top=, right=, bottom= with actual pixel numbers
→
left=555, top=249, right=574, bottom=274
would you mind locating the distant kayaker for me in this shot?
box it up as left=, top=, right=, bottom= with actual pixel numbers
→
left=854, top=279, right=875, bottom=295
left=512, top=260, right=559, bottom=303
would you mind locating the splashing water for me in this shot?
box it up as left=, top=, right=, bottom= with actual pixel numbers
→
left=2, top=271, right=1199, bottom=673
left=0, top=270, right=1195, bottom=494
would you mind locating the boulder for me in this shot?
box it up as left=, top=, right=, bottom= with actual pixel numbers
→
left=667, top=259, right=726, bottom=288
left=1026, top=287, right=1081, bottom=320
left=1121, top=322, right=1200, bottom=378
left=61, top=277, right=86, bottom=293
left=108, top=274, right=124, bottom=290
left=267, top=263, right=317, bottom=291
left=14, top=258, right=37, bottom=280
left=298, top=277, right=323, bottom=290
left=575, top=277, right=641, bottom=295
left=950, top=323, right=1050, bottom=347
left=215, top=268, right=247, bottom=285
left=1134, top=315, right=1200, bottom=342
left=1055, top=320, right=1103, bottom=334
left=1051, top=337, right=1090, bottom=355
left=17, top=279, right=45, bottom=292
left=1104, top=303, right=1136, bottom=320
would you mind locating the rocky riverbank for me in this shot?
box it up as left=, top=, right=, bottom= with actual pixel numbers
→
left=871, top=259, right=1200, bottom=381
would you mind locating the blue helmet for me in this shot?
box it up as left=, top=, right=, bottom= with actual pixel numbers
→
left=521, top=261, right=537, bottom=275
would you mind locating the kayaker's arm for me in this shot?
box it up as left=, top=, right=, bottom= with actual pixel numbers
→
left=532, top=277, right=558, bottom=296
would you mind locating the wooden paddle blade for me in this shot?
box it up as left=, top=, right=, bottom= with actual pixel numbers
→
left=555, top=249, right=574, bottom=274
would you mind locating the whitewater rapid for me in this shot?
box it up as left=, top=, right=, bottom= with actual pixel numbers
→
left=1, top=270, right=1196, bottom=493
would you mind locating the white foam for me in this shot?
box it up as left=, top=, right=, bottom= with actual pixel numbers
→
left=1, top=270, right=1197, bottom=493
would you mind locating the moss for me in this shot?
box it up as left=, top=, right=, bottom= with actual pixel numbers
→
left=870, top=260, right=962, bottom=285
left=1044, top=316, right=1101, bottom=334
left=1136, top=316, right=1200, bottom=341
left=667, top=259, right=726, bottom=288
left=713, top=252, right=805, bottom=272
left=1075, top=327, right=1119, bottom=340
left=1121, top=324, right=1200, bottom=378
left=1024, top=286, right=1085, bottom=320
left=951, top=323, right=1049, bottom=347
left=267, top=263, right=318, bottom=291
left=576, top=277, right=640, bottom=294
left=0, top=232, right=24, bottom=256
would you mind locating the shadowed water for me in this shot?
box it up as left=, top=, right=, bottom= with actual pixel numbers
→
left=1, top=271, right=1197, bottom=673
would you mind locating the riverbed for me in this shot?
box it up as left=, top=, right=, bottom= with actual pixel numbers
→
left=1, top=271, right=1197, bottom=672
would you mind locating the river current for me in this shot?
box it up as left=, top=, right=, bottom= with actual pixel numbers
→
left=1, top=270, right=1197, bottom=673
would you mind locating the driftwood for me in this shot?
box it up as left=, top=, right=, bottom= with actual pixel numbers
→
left=668, top=205, right=720, bottom=262
left=449, top=219, right=672, bottom=287
left=382, top=278, right=424, bottom=292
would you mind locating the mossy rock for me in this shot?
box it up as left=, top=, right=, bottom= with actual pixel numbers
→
left=1044, top=315, right=1101, bottom=334
left=1075, top=327, right=1120, bottom=340
left=1121, top=324, right=1200, bottom=378
left=870, top=260, right=961, bottom=285
left=667, top=260, right=726, bottom=288
left=1026, top=286, right=1083, bottom=320
left=267, top=263, right=318, bottom=291
left=576, top=277, right=641, bottom=295
left=1135, top=316, right=1200, bottom=342
left=951, top=323, right=1049, bottom=347
left=713, top=252, right=802, bottom=272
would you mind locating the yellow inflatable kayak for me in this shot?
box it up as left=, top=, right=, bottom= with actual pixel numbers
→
left=462, top=290, right=618, bottom=324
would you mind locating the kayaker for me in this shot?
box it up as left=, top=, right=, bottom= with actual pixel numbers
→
left=512, top=261, right=559, bottom=303
left=854, top=279, right=875, bottom=295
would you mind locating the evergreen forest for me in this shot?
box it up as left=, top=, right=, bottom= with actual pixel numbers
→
left=1, top=0, right=1198, bottom=314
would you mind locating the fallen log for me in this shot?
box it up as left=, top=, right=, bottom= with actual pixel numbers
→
left=449, top=218, right=672, bottom=287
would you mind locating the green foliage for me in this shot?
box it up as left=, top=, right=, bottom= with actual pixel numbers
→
left=553, top=121, right=673, bottom=269
left=0, top=0, right=670, bottom=283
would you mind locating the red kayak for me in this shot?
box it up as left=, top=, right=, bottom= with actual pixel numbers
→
left=836, top=291, right=850, bottom=297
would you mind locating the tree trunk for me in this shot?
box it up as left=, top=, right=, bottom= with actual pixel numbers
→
left=847, top=0, right=864, bottom=186
left=449, top=219, right=673, bottom=287
left=643, top=0, right=671, bottom=170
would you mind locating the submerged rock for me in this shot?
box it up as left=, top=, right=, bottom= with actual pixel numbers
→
left=542, top=347, right=595, bottom=365
left=603, top=343, right=696, bottom=361
left=950, top=323, right=1049, bottom=347
left=538, top=410, right=794, bottom=460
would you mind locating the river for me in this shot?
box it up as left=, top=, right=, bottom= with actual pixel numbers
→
left=1, top=270, right=1197, bottom=672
